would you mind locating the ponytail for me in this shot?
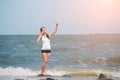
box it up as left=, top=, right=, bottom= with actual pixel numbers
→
left=46, top=33, right=50, bottom=39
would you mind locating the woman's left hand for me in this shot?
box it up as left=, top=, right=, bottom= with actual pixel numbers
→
left=55, top=21, right=58, bottom=26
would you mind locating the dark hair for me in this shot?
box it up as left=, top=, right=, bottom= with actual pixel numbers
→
left=40, top=27, right=49, bottom=39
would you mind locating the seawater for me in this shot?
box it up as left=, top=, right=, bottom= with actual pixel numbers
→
left=0, top=34, right=120, bottom=78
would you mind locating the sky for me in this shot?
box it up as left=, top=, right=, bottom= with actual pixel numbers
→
left=0, top=0, right=120, bottom=35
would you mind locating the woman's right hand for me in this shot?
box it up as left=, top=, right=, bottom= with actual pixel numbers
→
left=36, top=32, right=43, bottom=43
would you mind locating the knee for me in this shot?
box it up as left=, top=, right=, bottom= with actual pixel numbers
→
left=44, top=60, right=48, bottom=64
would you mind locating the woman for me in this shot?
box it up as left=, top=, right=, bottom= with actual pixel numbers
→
left=36, top=22, right=58, bottom=76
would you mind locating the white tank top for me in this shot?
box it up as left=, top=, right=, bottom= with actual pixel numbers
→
left=42, top=37, right=51, bottom=50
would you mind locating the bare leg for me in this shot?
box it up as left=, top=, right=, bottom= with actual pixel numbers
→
left=41, top=53, right=47, bottom=75
left=41, top=53, right=50, bottom=75
left=46, top=53, right=51, bottom=62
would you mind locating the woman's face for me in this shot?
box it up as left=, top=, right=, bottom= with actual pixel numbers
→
left=42, top=27, right=46, bottom=33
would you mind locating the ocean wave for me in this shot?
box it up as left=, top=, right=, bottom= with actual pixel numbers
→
left=0, top=67, right=66, bottom=76
left=0, top=67, right=119, bottom=78
left=0, top=67, right=37, bottom=76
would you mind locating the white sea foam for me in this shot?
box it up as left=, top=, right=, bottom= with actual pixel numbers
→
left=0, top=67, right=38, bottom=76
left=113, top=72, right=120, bottom=78
left=0, top=67, right=120, bottom=78
left=0, top=67, right=66, bottom=76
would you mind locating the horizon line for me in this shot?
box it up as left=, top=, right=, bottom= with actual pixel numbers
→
left=0, top=33, right=120, bottom=35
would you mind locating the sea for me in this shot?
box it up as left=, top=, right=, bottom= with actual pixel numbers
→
left=0, top=34, right=120, bottom=80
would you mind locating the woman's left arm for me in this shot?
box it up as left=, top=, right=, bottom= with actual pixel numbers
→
left=49, top=22, right=58, bottom=38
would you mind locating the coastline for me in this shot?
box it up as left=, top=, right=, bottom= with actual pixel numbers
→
left=0, top=76, right=120, bottom=80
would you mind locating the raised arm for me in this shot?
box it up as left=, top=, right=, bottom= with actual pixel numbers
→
left=49, top=22, right=58, bottom=38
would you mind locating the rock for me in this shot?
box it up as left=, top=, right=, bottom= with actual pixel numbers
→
left=46, top=78, right=57, bottom=80
left=98, top=73, right=114, bottom=80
